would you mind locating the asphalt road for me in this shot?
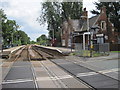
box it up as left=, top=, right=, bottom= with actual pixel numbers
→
left=2, top=48, right=36, bottom=89
left=51, top=59, right=119, bottom=89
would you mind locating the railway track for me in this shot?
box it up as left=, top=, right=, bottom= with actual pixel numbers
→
left=2, top=45, right=118, bottom=89
left=2, top=46, right=37, bottom=89
left=32, top=46, right=68, bottom=88
left=31, top=45, right=90, bottom=88
left=32, top=46, right=119, bottom=89
left=2, top=45, right=90, bottom=89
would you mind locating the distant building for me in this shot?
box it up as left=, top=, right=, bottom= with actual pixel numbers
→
left=61, top=6, right=120, bottom=50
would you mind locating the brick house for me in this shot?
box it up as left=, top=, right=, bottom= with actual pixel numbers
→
left=61, top=7, right=120, bottom=50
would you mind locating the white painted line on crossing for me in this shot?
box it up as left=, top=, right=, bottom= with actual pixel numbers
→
left=2, top=79, right=33, bottom=84
left=76, top=68, right=119, bottom=77
left=99, top=68, right=119, bottom=74
left=77, top=72, right=98, bottom=77
left=37, top=75, right=73, bottom=81
left=59, top=75, right=73, bottom=79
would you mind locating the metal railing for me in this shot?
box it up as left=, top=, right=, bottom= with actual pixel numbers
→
left=93, top=43, right=110, bottom=53
left=74, top=43, right=110, bottom=57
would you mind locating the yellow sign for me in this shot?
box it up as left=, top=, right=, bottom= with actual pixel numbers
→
left=90, top=45, right=94, bottom=49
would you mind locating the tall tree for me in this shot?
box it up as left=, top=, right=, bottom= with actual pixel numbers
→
left=36, top=34, right=48, bottom=45
left=37, top=2, right=83, bottom=46
left=91, top=2, right=120, bottom=32
left=61, top=2, right=82, bottom=20
left=1, top=9, right=30, bottom=47
left=15, top=30, right=30, bottom=45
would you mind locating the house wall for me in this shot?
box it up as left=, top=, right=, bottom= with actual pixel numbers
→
left=61, top=8, right=88, bottom=48
left=61, top=6, right=120, bottom=48
left=61, top=20, right=73, bottom=47
left=94, top=6, right=119, bottom=44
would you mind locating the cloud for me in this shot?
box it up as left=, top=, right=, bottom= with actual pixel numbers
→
left=1, top=0, right=48, bottom=41
left=1, top=0, right=97, bottom=40
left=83, top=0, right=98, bottom=18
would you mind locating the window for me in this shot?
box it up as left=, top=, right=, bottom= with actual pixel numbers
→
left=101, top=21, right=106, bottom=30
left=97, top=37, right=104, bottom=44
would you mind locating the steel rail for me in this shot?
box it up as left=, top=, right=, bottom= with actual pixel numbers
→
left=27, top=46, right=39, bottom=90
left=33, top=46, right=94, bottom=89
left=32, top=46, right=69, bottom=88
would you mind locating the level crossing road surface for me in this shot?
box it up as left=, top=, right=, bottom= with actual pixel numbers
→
left=2, top=45, right=90, bottom=89
left=51, top=59, right=119, bottom=89
left=2, top=48, right=35, bottom=88
left=65, top=55, right=119, bottom=81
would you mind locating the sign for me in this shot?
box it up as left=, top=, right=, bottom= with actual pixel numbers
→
left=96, top=34, right=104, bottom=37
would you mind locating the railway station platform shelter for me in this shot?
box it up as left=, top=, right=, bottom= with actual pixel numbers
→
left=73, top=31, right=91, bottom=50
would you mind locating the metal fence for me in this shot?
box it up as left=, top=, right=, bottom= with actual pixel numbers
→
left=93, top=43, right=110, bottom=53
left=74, top=43, right=90, bottom=57
left=74, top=43, right=110, bottom=57
left=75, top=43, right=83, bottom=53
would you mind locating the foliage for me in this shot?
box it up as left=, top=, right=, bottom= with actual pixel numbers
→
left=91, top=2, right=120, bottom=32
left=30, top=40, right=36, bottom=44
left=37, top=2, right=83, bottom=46
left=13, top=30, right=30, bottom=45
left=36, top=34, right=48, bottom=46
left=0, top=9, right=30, bottom=48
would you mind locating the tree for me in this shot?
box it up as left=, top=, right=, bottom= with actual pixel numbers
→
left=15, top=30, right=30, bottom=45
left=37, top=2, right=83, bottom=46
left=91, top=2, right=120, bottom=32
left=61, top=2, right=83, bottom=20
left=36, top=34, right=48, bottom=45
left=30, top=40, right=36, bottom=44
left=1, top=9, right=30, bottom=48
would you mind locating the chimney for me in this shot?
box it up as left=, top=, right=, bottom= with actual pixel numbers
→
left=82, top=8, right=88, bottom=20
left=101, top=6, right=106, bottom=14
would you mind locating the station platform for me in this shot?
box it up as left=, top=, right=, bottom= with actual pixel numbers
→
left=34, top=45, right=75, bottom=55
left=2, top=45, right=25, bottom=59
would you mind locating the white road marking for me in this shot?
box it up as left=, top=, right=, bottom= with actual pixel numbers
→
left=76, top=68, right=119, bottom=77
left=99, top=68, right=119, bottom=74
left=77, top=72, right=98, bottom=77
left=2, top=79, right=33, bottom=84
left=37, top=75, right=73, bottom=81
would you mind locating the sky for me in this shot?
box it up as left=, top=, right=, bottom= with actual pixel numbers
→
left=0, top=0, right=98, bottom=41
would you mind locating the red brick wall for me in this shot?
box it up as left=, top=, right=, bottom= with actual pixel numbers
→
left=95, top=6, right=119, bottom=44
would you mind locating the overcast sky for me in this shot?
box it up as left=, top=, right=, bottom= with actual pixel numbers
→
left=0, top=0, right=98, bottom=41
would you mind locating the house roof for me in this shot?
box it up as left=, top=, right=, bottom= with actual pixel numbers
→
left=63, top=14, right=100, bottom=32
left=89, top=15, right=99, bottom=28
left=70, top=15, right=99, bottom=32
